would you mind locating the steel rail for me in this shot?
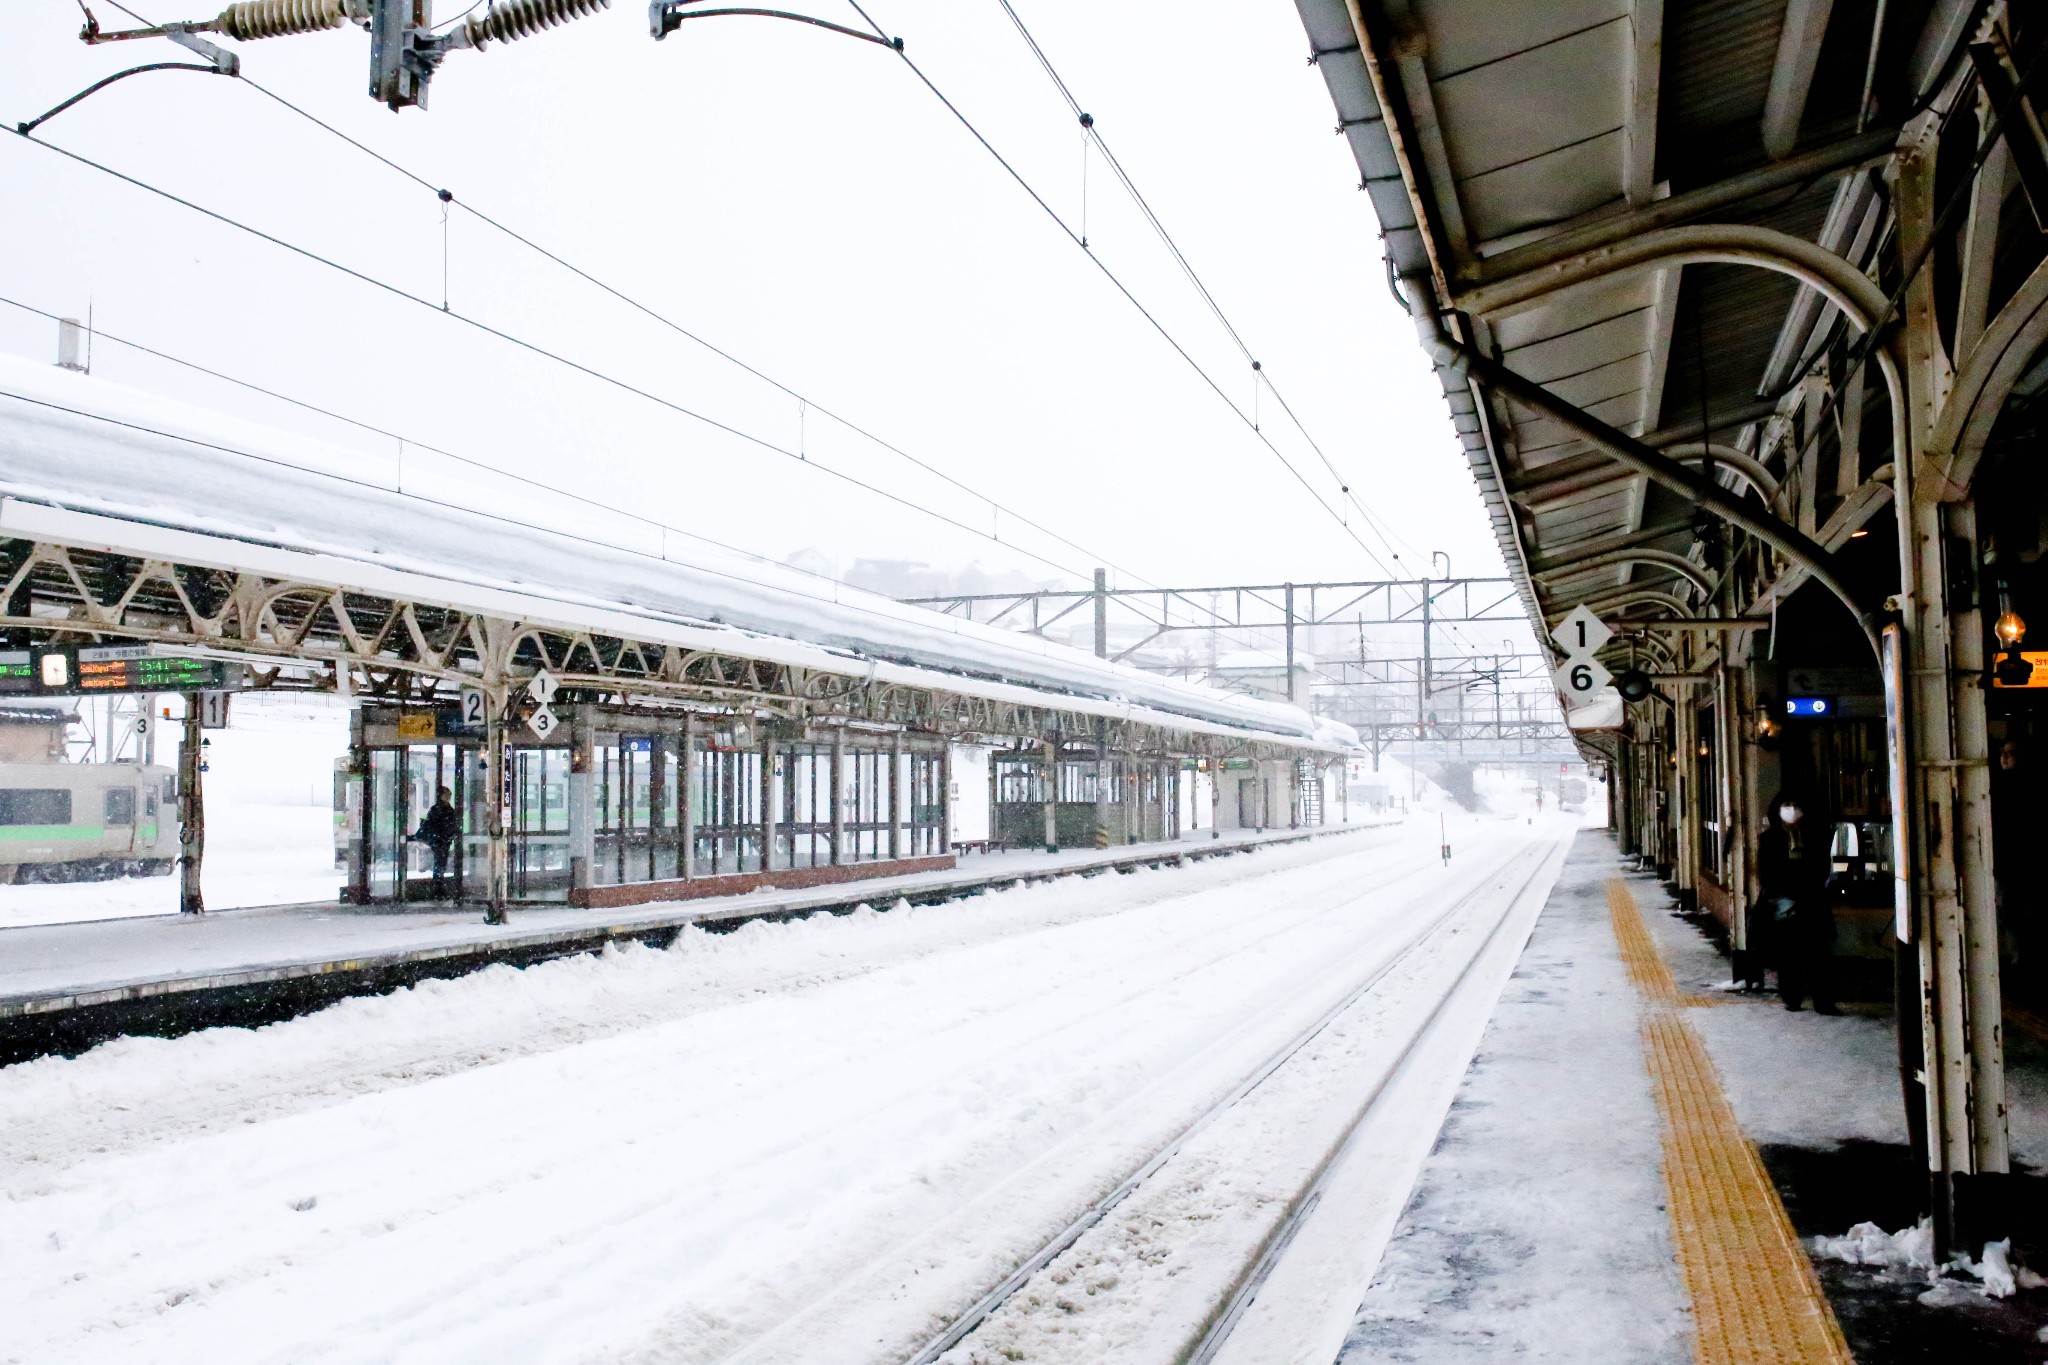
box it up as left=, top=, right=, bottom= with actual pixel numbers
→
left=904, top=837, right=1559, bottom=1363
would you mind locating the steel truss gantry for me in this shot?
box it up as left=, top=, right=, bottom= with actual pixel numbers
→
left=903, top=576, right=1525, bottom=661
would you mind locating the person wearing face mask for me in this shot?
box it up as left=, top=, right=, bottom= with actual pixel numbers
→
left=1756, top=792, right=1837, bottom=1012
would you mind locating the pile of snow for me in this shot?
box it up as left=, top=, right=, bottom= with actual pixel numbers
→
left=1811, top=1221, right=2044, bottom=1302
left=1811, top=1221, right=1934, bottom=1273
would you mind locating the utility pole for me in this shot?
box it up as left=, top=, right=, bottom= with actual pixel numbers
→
left=1284, top=582, right=1297, bottom=704
left=1093, top=568, right=1108, bottom=659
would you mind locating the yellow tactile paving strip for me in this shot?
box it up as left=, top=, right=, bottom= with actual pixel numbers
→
left=1607, top=878, right=1856, bottom=1365
left=1606, top=881, right=1743, bottom=1008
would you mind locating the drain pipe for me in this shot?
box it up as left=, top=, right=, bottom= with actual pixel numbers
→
left=1401, top=278, right=1885, bottom=661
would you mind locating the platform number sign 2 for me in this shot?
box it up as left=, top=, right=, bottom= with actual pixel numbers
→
left=1549, top=605, right=1614, bottom=701
left=459, top=683, right=489, bottom=728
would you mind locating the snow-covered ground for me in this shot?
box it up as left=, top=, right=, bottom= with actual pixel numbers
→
left=0, top=694, right=349, bottom=929
left=0, top=815, right=1569, bottom=1364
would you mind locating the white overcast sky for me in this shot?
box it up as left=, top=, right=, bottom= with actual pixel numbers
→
left=1, top=0, right=1524, bottom=657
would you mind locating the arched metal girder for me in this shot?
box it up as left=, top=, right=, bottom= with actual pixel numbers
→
left=1407, top=224, right=1899, bottom=658
left=1443, top=222, right=1912, bottom=664
left=1930, top=251, right=2048, bottom=495
left=1519, top=441, right=1780, bottom=512
left=1656, top=443, right=1781, bottom=505
left=1457, top=222, right=1892, bottom=325
left=1533, top=548, right=1714, bottom=595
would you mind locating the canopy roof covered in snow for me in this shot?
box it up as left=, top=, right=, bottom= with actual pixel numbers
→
left=0, top=355, right=1354, bottom=752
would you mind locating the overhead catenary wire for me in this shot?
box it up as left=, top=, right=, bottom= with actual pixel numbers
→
left=989, top=0, right=1416, bottom=567
left=82, top=0, right=1158, bottom=597
left=840, top=0, right=1401, bottom=579
left=0, top=125, right=1123, bottom=588
left=222, top=76, right=1166, bottom=597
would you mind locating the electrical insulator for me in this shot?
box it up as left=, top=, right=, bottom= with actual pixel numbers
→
left=459, top=0, right=609, bottom=48
left=213, top=0, right=350, bottom=40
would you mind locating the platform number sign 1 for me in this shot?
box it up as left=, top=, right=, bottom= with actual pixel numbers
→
left=458, top=683, right=489, bottom=729
left=198, top=690, right=231, bottom=730
left=1549, top=604, right=1613, bottom=657
left=1549, top=605, right=1614, bottom=702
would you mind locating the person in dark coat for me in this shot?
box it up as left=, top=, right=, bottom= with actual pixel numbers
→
left=1757, top=792, right=1836, bottom=1012
left=412, top=786, right=461, bottom=898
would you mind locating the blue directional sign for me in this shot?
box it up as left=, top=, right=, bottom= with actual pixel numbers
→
left=1784, top=697, right=1833, bottom=717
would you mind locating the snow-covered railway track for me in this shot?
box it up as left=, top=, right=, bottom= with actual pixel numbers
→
left=1, top=822, right=1574, bottom=1364
left=907, top=836, right=1566, bottom=1365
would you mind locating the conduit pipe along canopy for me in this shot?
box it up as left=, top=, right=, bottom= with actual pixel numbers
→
left=0, top=355, right=1350, bottom=752
left=1292, top=0, right=1922, bottom=672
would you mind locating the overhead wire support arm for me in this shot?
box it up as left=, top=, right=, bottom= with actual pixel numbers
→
left=22, top=9, right=242, bottom=133
left=16, top=57, right=233, bottom=135
left=649, top=2, right=901, bottom=47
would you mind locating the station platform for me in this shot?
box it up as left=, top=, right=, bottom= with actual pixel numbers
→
left=1343, top=831, right=2048, bottom=1364
left=0, top=819, right=1398, bottom=1063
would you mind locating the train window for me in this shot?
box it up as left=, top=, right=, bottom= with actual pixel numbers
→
left=145, top=786, right=158, bottom=816
left=105, top=788, right=136, bottom=826
left=0, top=789, right=71, bottom=826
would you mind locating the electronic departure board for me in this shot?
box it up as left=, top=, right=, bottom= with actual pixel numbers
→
left=72, top=647, right=231, bottom=693
left=9, top=647, right=238, bottom=695
left=0, top=651, right=34, bottom=696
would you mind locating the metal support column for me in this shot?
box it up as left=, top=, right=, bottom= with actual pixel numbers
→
left=177, top=692, right=204, bottom=915
left=680, top=714, right=697, bottom=879
left=484, top=696, right=507, bottom=925
left=939, top=743, right=952, bottom=854
left=346, top=704, right=369, bottom=904
left=829, top=728, right=845, bottom=866
left=1130, top=753, right=1146, bottom=839
left=1672, top=690, right=1697, bottom=897
left=1905, top=495, right=2008, bottom=1245
left=889, top=730, right=903, bottom=860
left=569, top=713, right=594, bottom=898
left=759, top=728, right=777, bottom=873
left=1094, top=717, right=1110, bottom=849
left=1284, top=582, right=1297, bottom=704
left=1042, top=737, right=1058, bottom=853
left=1093, top=568, right=1108, bottom=659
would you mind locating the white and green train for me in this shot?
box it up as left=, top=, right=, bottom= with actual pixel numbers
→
left=0, top=761, right=178, bottom=883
